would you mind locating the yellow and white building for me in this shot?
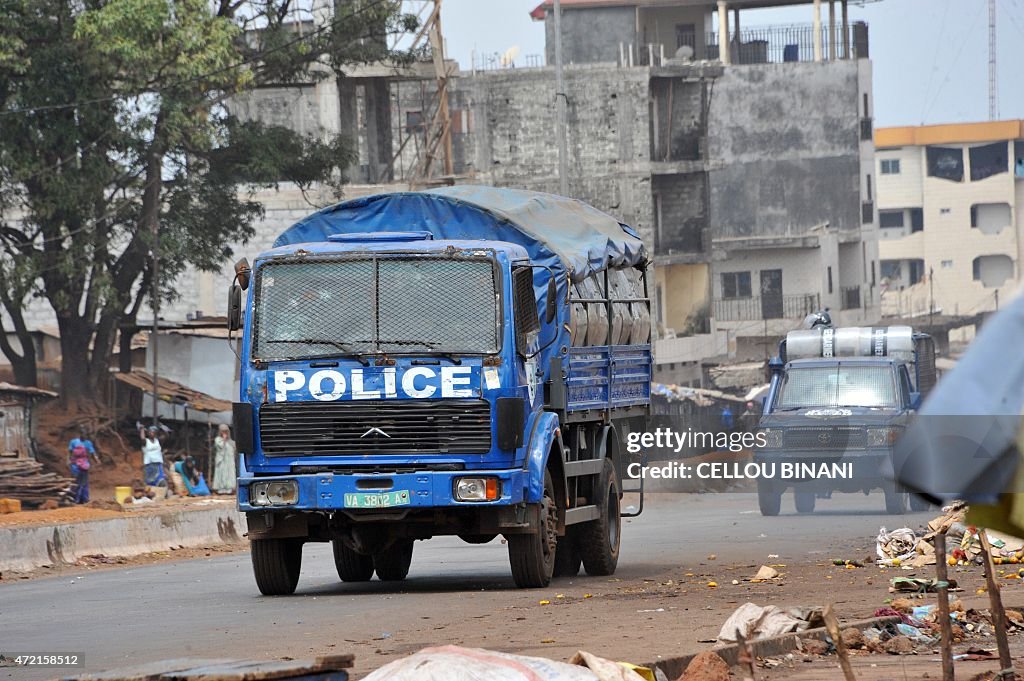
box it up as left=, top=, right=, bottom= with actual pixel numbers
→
left=875, top=120, right=1024, bottom=318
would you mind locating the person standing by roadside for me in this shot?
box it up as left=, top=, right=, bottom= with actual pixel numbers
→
left=139, top=425, right=165, bottom=487
left=67, top=429, right=100, bottom=504
left=212, top=424, right=237, bottom=494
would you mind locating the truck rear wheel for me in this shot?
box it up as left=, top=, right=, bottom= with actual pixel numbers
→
left=794, top=491, right=816, bottom=514
left=332, top=540, right=374, bottom=582
left=578, top=458, right=621, bottom=576
left=251, top=538, right=302, bottom=595
left=374, top=539, right=414, bottom=581
left=757, top=479, right=781, bottom=516
left=553, top=531, right=581, bottom=578
left=507, top=470, right=557, bottom=588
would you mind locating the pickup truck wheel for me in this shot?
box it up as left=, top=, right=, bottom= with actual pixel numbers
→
left=553, top=531, right=581, bottom=578
left=794, top=491, right=816, bottom=514
left=884, top=485, right=908, bottom=514
left=332, top=540, right=374, bottom=582
left=757, top=480, right=781, bottom=516
left=373, top=539, right=414, bottom=581
left=251, top=538, right=302, bottom=595
left=507, top=470, right=557, bottom=588
left=578, top=458, right=621, bottom=576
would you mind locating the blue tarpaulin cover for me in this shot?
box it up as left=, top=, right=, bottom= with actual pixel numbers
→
left=273, top=186, right=648, bottom=283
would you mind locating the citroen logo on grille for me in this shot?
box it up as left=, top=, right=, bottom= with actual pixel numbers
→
left=360, top=427, right=392, bottom=439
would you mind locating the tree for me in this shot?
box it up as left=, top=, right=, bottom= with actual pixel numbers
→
left=0, top=0, right=416, bottom=399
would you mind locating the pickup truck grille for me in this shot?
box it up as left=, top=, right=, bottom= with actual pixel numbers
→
left=783, top=427, right=866, bottom=450
left=259, top=400, right=492, bottom=456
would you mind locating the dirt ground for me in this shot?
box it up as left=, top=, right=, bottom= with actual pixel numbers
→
left=0, top=494, right=236, bottom=528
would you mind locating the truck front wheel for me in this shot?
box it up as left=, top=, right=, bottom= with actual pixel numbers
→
left=374, top=539, right=414, bottom=581
left=507, top=470, right=557, bottom=588
left=757, top=479, right=782, bottom=516
left=578, top=458, right=621, bottom=576
left=332, top=540, right=374, bottom=582
left=251, top=538, right=302, bottom=595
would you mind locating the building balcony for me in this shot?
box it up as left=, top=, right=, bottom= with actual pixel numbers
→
left=713, top=293, right=820, bottom=322
left=640, top=22, right=867, bottom=67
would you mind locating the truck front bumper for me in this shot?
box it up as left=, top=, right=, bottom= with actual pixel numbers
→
left=238, top=468, right=530, bottom=512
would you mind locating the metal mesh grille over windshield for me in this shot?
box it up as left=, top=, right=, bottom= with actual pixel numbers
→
left=253, top=257, right=499, bottom=360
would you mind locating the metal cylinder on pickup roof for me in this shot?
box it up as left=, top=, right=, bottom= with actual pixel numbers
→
left=785, top=326, right=916, bottom=361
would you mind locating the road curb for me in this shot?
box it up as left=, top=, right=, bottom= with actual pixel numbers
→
left=642, top=614, right=902, bottom=679
left=0, top=504, right=248, bottom=572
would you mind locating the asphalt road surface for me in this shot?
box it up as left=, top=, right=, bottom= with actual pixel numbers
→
left=1, top=491, right=935, bottom=680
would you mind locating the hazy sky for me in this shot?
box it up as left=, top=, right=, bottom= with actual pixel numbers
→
left=439, top=0, right=1024, bottom=128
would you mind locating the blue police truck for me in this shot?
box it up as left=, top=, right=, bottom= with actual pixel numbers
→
left=226, top=187, right=652, bottom=594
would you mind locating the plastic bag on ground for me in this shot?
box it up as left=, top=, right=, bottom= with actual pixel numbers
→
left=716, top=603, right=823, bottom=644
left=363, top=645, right=647, bottom=681
left=876, top=526, right=919, bottom=566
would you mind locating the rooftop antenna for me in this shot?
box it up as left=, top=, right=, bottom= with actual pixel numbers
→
left=989, top=0, right=998, bottom=120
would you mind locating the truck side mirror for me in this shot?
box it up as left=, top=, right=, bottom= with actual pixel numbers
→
left=909, top=391, right=922, bottom=410
left=227, top=284, right=242, bottom=331
left=545, top=277, right=557, bottom=324
left=234, top=258, right=251, bottom=291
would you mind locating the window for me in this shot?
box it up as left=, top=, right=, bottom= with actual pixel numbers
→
left=941, top=260, right=953, bottom=269
left=405, top=111, right=424, bottom=133
left=973, top=254, right=1014, bottom=288
left=871, top=261, right=876, bottom=286
left=866, top=174, right=873, bottom=200
left=927, top=146, right=964, bottom=182
left=880, top=159, right=901, bottom=175
left=776, top=365, right=898, bottom=409
left=970, top=202, right=1011, bottom=234
left=969, top=142, right=1008, bottom=181
left=879, top=210, right=904, bottom=228
left=910, top=208, right=924, bottom=232
left=721, top=271, right=752, bottom=299
left=827, top=266, right=833, bottom=294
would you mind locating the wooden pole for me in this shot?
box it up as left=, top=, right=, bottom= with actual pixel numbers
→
left=933, top=531, right=955, bottom=681
left=822, top=605, right=857, bottom=681
left=978, top=529, right=1014, bottom=674
left=734, top=629, right=758, bottom=681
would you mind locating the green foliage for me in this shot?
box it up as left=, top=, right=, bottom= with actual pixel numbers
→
left=0, top=0, right=417, bottom=396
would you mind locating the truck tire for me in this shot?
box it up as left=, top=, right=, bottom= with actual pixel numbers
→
left=578, top=458, right=621, bottom=577
left=757, top=479, right=781, bottom=516
left=251, top=538, right=302, bottom=595
left=794, top=491, right=816, bottom=514
left=884, top=484, right=908, bottom=514
left=332, top=540, right=374, bottom=582
left=507, top=470, right=558, bottom=588
left=373, top=539, right=414, bottom=581
left=553, top=532, right=581, bottom=578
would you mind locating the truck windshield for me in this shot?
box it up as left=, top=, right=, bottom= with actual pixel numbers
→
left=775, top=365, right=898, bottom=409
left=251, top=256, right=499, bottom=360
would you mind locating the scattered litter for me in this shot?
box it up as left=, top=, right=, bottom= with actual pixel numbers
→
left=706, top=581, right=718, bottom=588
left=750, top=565, right=780, bottom=582
left=716, top=603, right=823, bottom=644
left=539, top=600, right=551, bottom=606
left=889, top=576, right=957, bottom=593
left=768, top=554, right=780, bottom=559
left=875, top=526, right=919, bottom=567
left=637, top=608, right=666, bottom=613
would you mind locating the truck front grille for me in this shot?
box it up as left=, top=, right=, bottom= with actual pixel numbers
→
left=259, top=399, right=492, bottom=456
left=782, top=427, right=866, bottom=450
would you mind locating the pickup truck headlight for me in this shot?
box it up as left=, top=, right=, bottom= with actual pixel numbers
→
left=759, top=428, right=783, bottom=449
left=866, top=427, right=902, bottom=448
left=250, top=480, right=299, bottom=506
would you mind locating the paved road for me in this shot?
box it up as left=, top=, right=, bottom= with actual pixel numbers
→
left=1, top=492, right=933, bottom=680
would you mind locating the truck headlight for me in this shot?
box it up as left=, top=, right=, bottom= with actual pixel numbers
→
left=866, top=428, right=902, bottom=447
left=250, top=480, right=299, bottom=506
left=455, top=477, right=500, bottom=502
left=760, top=428, right=783, bottom=449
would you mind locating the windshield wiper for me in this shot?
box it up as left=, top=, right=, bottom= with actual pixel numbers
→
left=265, top=338, right=370, bottom=366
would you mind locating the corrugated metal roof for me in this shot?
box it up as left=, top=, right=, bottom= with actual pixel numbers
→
left=112, top=371, right=231, bottom=413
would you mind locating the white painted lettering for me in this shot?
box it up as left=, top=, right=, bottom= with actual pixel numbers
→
left=351, top=368, right=381, bottom=400
left=274, top=370, right=306, bottom=402
left=402, top=367, right=437, bottom=398
left=383, top=367, right=397, bottom=398
left=441, top=366, right=474, bottom=398
left=309, top=370, right=346, bottom=401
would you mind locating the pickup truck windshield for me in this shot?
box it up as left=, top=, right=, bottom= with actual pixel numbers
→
left=251, top=257, right=499, bottom=360
left=776, top=365, right=898, bottom=409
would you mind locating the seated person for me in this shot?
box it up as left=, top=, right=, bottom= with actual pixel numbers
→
left=173, top=456, right=211, bottom=497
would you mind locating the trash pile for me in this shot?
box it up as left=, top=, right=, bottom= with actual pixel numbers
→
left=716, top=603, right=823, bottom=644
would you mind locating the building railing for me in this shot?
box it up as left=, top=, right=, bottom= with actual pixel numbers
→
left=640, top=22, right=866, bottom=66
left=841, top=285, right=861, bottom=310
left=713, top=293, right=821, bottom=321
